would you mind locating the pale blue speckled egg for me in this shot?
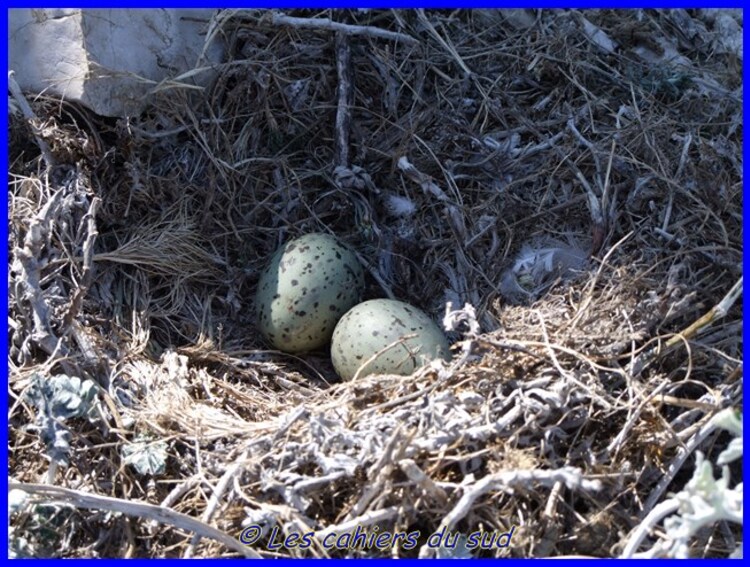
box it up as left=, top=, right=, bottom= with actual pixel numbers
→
left=256, top=233, right=365, bottom=353
left=331, top=299, right=451, bottom=380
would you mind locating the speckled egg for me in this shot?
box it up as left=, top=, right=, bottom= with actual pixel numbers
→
left=255, top=233, right=365, bottom=353
left=331, top=299, right=451, bottom=380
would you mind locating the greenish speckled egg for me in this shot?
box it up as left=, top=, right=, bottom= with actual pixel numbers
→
left=255, top=233, right=365, bottom=353
left=331, top=299, right=451, bottom=381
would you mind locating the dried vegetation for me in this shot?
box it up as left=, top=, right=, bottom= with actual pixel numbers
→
left=8, top=8, right=743, bottom=558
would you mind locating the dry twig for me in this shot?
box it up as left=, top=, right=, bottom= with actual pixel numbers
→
left=9, top=482, right=261, bottom=558
left=271, top=12, right=418, bottom=45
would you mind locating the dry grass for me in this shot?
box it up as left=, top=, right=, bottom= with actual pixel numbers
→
left=8, top=8, right=742, bottom=558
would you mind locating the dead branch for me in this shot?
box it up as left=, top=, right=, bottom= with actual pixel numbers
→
left=9, top=482, right=261, bottom=558
left=271, top=12, right=418, bottom=45
left=8, top=71, right=56, bottom=169
left=333, top=32, right=353, bottom=168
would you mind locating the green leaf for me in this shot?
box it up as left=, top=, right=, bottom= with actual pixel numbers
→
left=26, top=373, right=99, bottom=421
left=48, top=375, right=98, bottom=420
left=24, top=373, right=101, bottom=466
left=122, top=438, right=168, bottom=476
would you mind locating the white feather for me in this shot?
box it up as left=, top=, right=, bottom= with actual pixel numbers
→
left=501, top=236, right=589, bottom=303
left=385, top=194, right=416, bottom=217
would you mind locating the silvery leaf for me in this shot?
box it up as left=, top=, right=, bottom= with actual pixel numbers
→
left=122, top=439, right=168, bottom=476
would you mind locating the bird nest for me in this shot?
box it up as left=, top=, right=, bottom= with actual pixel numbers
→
left=8, top=8, right=742, bottom=558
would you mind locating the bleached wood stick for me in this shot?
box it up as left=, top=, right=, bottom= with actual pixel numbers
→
left=10, top=482, right=261, bottom=558
left=271, top=13, right=418, bottom=45
left=334, top=31, right=352, bottom=168
left=8, top=71, right=56, bottom=169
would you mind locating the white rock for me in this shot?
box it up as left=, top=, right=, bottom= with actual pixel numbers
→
left=8, top=9, right=223, bottom=117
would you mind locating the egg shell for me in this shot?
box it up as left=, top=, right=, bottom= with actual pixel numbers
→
left=255, top=233, right=365, bottom=353
left=331, top=299, right=451, bottom=381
